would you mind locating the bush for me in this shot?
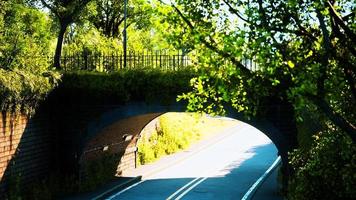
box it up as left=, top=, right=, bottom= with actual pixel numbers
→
left=0, top=69, right=60, bottom=114
left=0, top=2, right=53, bottom=72
left=0, top=2, right=59, bottom=115
left=56, top=69, right=195, bottom=105
left=137, top=113, right=238, bottom=165
left=288, top=124, right=356, bottom=200
left=80, top=153, right=120, bottom=192
left=137, top=113, right=200, bottom=165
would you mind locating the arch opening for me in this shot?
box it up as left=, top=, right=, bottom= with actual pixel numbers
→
left=78, top=111, right=282, bottom=190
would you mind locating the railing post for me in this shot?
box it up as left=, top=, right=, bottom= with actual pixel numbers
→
left=84, top=50, right=88, bottom=70
left=160, top=51, right=162, bottom=69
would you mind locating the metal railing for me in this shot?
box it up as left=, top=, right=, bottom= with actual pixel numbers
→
left=60, top=50, right=193, bottom=72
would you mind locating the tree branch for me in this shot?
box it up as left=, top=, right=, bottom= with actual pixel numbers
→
left=257, top=0, right=268, bottom=27
left=327, top=5, right=356, bottom=57
left=316, top=9, right=332, bottom=97
left=69, top=0, right=91, bottom=21
left=336, top=55, right=356, bottom=102
left=170, top=3, right=251, bottom=75
left=40, top=0, right=59, bottom=17
left=290, top=15, right=318, bottom=41
left=307, top=94, right=356, bottom=142
left=327, top=1, right=356, bottom=44
left=222, top=0, right=250, bottom=23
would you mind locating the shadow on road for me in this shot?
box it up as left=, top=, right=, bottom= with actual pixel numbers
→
left=106, top=143, right=281, bottom=200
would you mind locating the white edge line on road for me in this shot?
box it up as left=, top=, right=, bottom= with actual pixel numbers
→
left=174, top=177, right=208, bottom=200
left=168, top=150, right=246, bottom=200
left=105, top=180, right=146, bottom=200
left=166, top=177, right=202, bottom=200
left=241, top=156, right=282, bottom=200
left=91, top=176, right=142, bottom=200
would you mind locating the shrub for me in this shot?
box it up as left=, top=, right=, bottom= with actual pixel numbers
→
left=137, top=113, right=200, bottom=165
left=0, top=69, right=60, bottom=114
left=137, top=132, right=157, bottom=164
left=288, top=124, right=356, bottom=200
left=0, top=2, right=53, bottom=72
left=80, top=153, right=120, bottom=192
left=56, top=69, right=195, bottom=105
left=137, top=113, right=238, bottom=165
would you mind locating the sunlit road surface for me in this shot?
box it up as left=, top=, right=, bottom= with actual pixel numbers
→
left=107, top=123, right=278, bottom=200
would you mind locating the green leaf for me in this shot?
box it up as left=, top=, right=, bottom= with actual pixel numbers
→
left=287, top=60, right=295, bottom=68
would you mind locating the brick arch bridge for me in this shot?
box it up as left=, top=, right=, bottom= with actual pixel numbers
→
left=0, top=72, right=298, bottom=197
left=43, top=72, right=297, bottom=189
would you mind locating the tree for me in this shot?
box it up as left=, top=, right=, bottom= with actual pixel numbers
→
left=0, top=1, right=53, bottom=72
left=39, top=0, right=92, bottom=69
left=89, top=0, right=153, bottom=38
left=161, top=0, right=355, bottom=143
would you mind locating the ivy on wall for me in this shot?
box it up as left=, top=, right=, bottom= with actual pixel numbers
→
left=0, top=69, right=60, bottom=114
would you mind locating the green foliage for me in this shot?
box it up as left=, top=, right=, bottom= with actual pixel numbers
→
left=58, top=69, right=195, bottom=104
left=63, top=0, right=175, bottom=55
left=0, top=2, right=53, bottom=72
left=137, top=112, right=238, bottom=165
left=162, top=2, right=356, bottom=197
left=7, top=153, right=118, bottom=199
left=87, top=0, right=153, bottom=38
left=288, top=125, right=356, bottom=200
left=0, top=2, right=59, bottom=114
left=178, top=65, right=268, bottom=116
left=63, top=24, right=122, bottom=55
left=5, top=171, right=78, bottom=200
left=137, top=113, right=201, bottom=165
left=162, top=0, right=356, bottom=136
left=0, top=69, right=60, bottom=114
left=80, top=154, right=120, bottom=192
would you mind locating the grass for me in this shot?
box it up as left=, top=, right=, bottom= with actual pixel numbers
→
left=137, top=112, right=238, bottom=165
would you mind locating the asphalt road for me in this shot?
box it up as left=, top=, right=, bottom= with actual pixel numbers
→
left=106, top=123, right=278, bottom=200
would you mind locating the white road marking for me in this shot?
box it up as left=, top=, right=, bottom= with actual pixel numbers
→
left=166, top=176, right=202, bottom=200
left=167, top=160, right=238, bottom=200
left=241, top=156, right=281, bottom=200
left=106, top=180, right=146, bottom=200
left=174, top=177, right=208, bottom=200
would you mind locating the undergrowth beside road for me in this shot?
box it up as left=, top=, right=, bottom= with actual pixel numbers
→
left=288, top=124, right=356, bottom=200
left=137, top=112, right=238, bottom=165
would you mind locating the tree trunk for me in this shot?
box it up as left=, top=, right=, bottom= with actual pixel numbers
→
left=54, top=23, right=68, bottom=69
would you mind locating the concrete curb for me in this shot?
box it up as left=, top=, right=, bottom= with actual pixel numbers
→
left=91, top=176, right=142, bottom=200
left=241, top=156, right=282, bottom=200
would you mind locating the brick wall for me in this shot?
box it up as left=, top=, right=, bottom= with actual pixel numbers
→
left=117, top=118, right=159, bottom=175
left=81, top=113, right=162, bottom=177
left=117, top=147, right=137, bottom=175
left=0, top=112, right=52, bottom=197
